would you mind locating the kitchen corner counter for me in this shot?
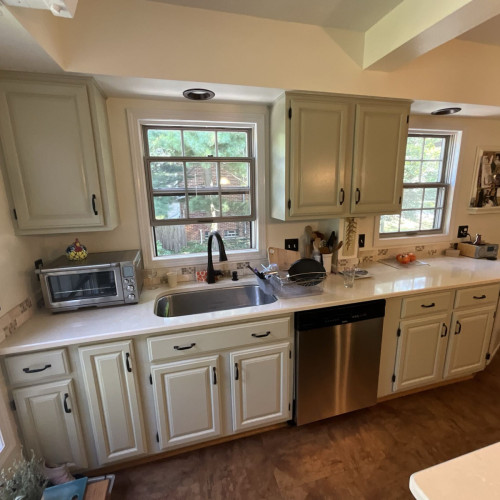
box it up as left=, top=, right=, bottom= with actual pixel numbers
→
left=2, top=256, right=500, bottom=355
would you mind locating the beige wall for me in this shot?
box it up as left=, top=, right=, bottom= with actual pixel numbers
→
left=9, top=0, right=500, bottom=107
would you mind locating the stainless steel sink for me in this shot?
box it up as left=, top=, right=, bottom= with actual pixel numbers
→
left=155, top=284, right=277, bottom=317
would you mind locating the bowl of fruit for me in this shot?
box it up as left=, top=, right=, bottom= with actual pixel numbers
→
left=396, top=252, right=417, bottom=264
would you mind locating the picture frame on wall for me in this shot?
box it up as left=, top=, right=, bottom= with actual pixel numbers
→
left=468, top=146, right=500, bottom=213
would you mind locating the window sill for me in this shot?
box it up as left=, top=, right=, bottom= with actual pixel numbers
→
left=374, top=232, right=451, bottom=248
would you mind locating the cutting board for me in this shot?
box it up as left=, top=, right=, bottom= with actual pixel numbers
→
left=268, top=247, right=300, bottom=270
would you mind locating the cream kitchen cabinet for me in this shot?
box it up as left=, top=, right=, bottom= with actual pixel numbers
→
left=230, top=342, right=291, bottom=432
left=146, top=317, right=293, bottom=451
left=79, top=340, right=146, bottom=465
left=270, top=91, right=410, bottom=221
left=390, top=284, right=500, bottom=394
left=0, top=72, right=118, bottom=234
left=151, top=355, right=222, bottom=450
left=13, top=379, right=87, bottom=469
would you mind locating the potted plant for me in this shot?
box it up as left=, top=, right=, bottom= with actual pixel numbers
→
left=0, top=450, right=47, bottom=500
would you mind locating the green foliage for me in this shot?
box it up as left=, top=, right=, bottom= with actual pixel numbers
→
left=0, top=450, right=47, bottom=500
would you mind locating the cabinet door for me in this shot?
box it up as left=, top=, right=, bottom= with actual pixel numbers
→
left=393, top=314, right=449, bottom=392
left=79, top=341, right=146, bottom=465
left=230, top=342, right=291, bottom=432
left=443, top=309, right=494, bottom=379
left=151, top=356, right=221, bottom=450
left=13, top=379, right=87, bottom=469
left=288, top=97, right=354, bottom=218
left=351, top=102, right=409, bottom=215
left=0, top=80, right=104, bottom=230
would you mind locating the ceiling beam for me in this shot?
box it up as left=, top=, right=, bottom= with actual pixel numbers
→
left=363, top=0, right=500, bottom=71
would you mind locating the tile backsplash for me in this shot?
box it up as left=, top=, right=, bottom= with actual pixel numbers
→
left=0, top=297, right=34, bottom=343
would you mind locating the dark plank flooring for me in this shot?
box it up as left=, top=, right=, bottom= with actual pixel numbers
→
left=112, top=355, right=500, bottom=499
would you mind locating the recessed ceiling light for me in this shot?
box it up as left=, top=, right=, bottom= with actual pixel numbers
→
left=431, top=107, right=462, bottom=115
left=183, top=88, right=215, bottom=101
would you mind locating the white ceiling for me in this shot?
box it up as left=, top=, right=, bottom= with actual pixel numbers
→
left=3, top=0, right=500, bottom=117
left=149, top=0, right=404, bottom=31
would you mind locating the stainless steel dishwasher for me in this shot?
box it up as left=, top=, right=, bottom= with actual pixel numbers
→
left=294, top=299, right=385, bottom=425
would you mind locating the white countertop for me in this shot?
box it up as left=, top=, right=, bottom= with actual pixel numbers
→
left=2, top=256, right=500, bottom=355
left=410, top=442, right=500, bottom=499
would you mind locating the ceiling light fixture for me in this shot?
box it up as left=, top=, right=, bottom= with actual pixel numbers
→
left=431, top=107, right=462, bottom=115
left=183, top=88, right=215, bottom=101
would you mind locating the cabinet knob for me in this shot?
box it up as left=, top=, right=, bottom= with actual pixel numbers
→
left=441, top=323, right=448, bottom=337
left=91, top=194, right=98, bottom=215
left=63, top=393, right=72, bottom=414
left=355, top=188, right=361, bottom=204
left=455, top=321, right=462, bottom=335
left=339, top=188, right=345, bottom=205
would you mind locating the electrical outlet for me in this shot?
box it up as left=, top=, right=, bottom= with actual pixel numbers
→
left=358, top=234, right=365, bottom=248
left=285, top=238, right=299, bottom=251
left=457, top=225, right=469, bottom=238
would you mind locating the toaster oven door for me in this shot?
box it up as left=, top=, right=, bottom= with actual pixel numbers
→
left=43, top=265, right=124, bottom=310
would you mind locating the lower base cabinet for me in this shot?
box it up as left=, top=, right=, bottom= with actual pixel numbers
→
left=151, top=355, right=222, bottom=450
left=79, top=340, right=146, bottom=465
left=13, top=379, right=87, bottom=469
left=230, top=342, right=291, bottom=432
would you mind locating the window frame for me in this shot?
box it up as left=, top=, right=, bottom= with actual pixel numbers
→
left=374, top=129, right=462, bottom=246
left=127, top=104, right=267, bottom=268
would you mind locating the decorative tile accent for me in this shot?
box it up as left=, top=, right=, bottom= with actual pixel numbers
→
left=0, top=296, right=34, bottom=343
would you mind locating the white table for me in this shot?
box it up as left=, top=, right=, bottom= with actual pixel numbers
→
left=410, top=443, right=500, bottom=499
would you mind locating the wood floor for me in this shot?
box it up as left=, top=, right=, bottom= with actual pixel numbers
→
left=112, top=355, right=500, bottom=499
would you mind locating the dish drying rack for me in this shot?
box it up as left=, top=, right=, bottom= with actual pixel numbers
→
left=256, top=264, right=327, bottom=298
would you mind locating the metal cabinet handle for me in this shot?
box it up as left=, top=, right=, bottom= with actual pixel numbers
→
left=63, top=393, right=72, bottom=414
left=441, top=323, right=448, bottom=337
left=23, top=364, right=52, bottom=374
left=355, top=188, right=361, bottom=204
left=174, top=343, right=196, bottom=351
left=473, top=295, right=486, bottom=300
left=339, top=188, right=345, bottom=205
left=421, top=303, right=435, bottom=308
left=125, top=352, right=132, bottom=372
left=212, top=367, right=217, bottom=385
left=251, top=331, right=271, bottom=338
left=91, top=194, right=98, bottom=215
left=235, top=362, right=239, bottom=381
left=455, top=321, right=462, bottom=335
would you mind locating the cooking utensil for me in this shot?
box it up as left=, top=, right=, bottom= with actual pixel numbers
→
left=288, top=258, right=326, bottom=286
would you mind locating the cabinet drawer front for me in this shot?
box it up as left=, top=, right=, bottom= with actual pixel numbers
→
left=5, top=349, right=69, bottom=385
left=148, top=317, right=291, bottom=362
left=454, top=284, right=500, bottom=309
left=401, top=292, right=453, bottom=318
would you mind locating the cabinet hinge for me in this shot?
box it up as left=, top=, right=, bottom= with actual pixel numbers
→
left=10, top=400, right=16, bottom=411
left=287, top=199, right=291, bottom=210
left=149, top=374, right=153, bottom=385
left=288, top=107, right=292, bottom=119
left=156, top=432, right=159, bottom=443
left=486, top=353, right=491, bottom=360
left=392, top=374, right=396, bottom=383
left=12, top=209, right=17, bottom=220
left=397, top=327, right=401, bottom=337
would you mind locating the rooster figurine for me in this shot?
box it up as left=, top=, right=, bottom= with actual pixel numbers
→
left=66, top=238, right=88, bottom=261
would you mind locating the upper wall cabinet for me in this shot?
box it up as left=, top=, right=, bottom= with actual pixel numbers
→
left=0, top=72, right=119, bottom=234
left=270, top=91, right=410, bottom=221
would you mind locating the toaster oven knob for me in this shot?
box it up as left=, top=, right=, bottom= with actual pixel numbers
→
left=124, top=278, right=129, bottom=284
left=127, top=285, right=135, bottom=291
left=128, top=294, right=136, bottom=300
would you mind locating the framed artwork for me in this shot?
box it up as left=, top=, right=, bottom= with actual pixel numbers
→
left=468, top=147, right=500, bottom=213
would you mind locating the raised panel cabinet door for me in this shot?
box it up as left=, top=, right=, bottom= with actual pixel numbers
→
left=351, top=101, right=410, bottom=215
left=151, top=355, right=221, bottom=450
left=230, top=342, right=291, bottom=432
left=0, top=80, right=104, bottom=230
left=393, top=314, right=450, bottom=392
left=288, top=97, right=354, bottom=218
left=443, top=309, right=495, bottom=379
left=13, top=379, right=87, bottom=469
left=79, top=341, right=146, bottom=465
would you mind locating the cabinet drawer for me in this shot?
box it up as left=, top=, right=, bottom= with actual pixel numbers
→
left=454, top=284, right=500, bottom=309
left=148, top=317, right=291, bottom=362
left=401, top=292, right=453, bottom=318
left=5, top=349, right=70, bottom=385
